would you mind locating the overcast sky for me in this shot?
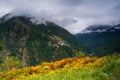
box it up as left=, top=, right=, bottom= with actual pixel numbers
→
left=0, top=0, right=120, bottom=34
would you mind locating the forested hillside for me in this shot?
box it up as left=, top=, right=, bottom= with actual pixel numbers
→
left=76, top=25, right=120, bottom=56
left=0, top=16, right=82, bottom=66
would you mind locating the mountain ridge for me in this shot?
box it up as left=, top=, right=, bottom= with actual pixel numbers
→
left=82, top=24, right=120, bottom=33
left=76, top=24, right=120, bottom=56
left=0, top=15, right=82, bottom=66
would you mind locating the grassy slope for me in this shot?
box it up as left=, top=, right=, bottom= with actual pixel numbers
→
left=0, top=54, right=120, bottom=80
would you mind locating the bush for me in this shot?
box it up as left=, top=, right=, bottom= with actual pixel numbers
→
left=0, top=56, right=22, bottom=72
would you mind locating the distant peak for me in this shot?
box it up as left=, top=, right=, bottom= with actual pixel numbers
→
left=0, top=13, right=50, bottom=26
left=0, top=13, right=32, bottom=22
left=0, top=13, right=11, bottom=22
left=81, top=24, right=120, bottom=33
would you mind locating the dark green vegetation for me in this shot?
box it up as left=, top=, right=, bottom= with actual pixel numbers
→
left=0, top=15, right=82, bottom=66
left=76, top=25, right=120, bottom=56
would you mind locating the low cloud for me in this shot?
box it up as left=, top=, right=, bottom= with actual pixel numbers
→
left=0, top=0, right=120, bottom=34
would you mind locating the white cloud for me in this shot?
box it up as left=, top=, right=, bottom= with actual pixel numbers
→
left=0, top=0, right=120, bottom=34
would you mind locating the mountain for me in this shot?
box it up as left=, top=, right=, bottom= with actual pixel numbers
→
left=0, top=15, right=82, bottom=66
left=82, top=24, right=120, bottom=33
left=75, top=24, right=120, bottom=56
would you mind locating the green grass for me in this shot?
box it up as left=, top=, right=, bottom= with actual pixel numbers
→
left=0, top=54, right=120, bottom=80
left=22, top=68, right=109, bottom=80
left=21, top=54, right=120, bottom=80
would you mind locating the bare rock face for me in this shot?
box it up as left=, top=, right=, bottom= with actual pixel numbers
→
left=22, top=48, right=29, bottom=67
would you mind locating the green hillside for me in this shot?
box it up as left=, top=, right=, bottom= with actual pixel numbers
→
left=0, top=16, right=82, bottom=66
left=76, top=25, right=120, bottom=56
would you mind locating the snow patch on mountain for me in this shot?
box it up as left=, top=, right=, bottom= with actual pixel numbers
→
left=81, top=24, right=120, bottom=33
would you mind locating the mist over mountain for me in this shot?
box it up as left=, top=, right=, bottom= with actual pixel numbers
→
left=76, top=24, right=120, bottom=56
left=1, top=0, right=120, bottom=34
left=81, top=24, right=120, bottom=33
left=0, top=1, right=120, bottom=80
left=0, top=15, right=83, bottom=66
